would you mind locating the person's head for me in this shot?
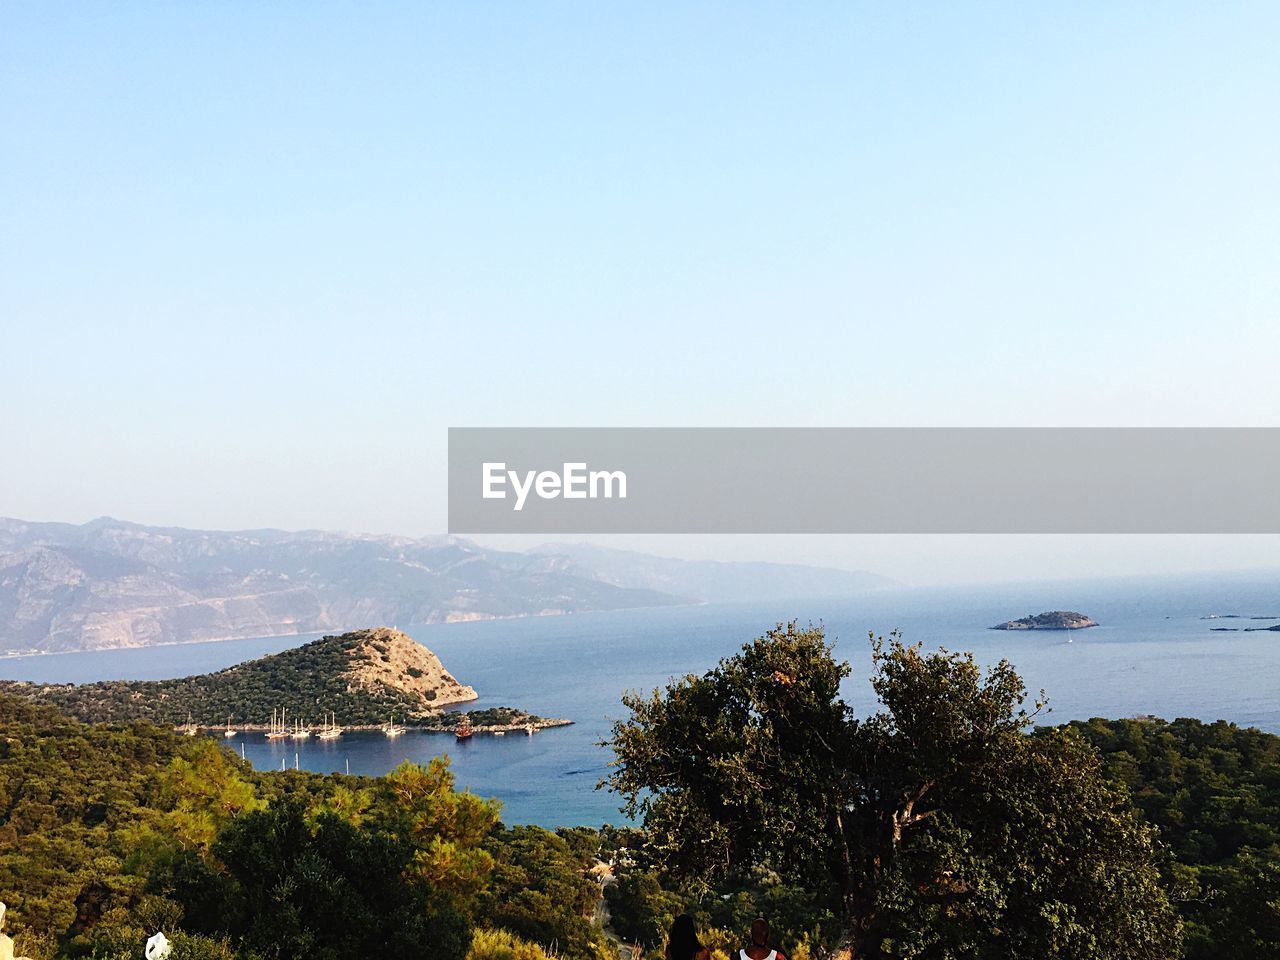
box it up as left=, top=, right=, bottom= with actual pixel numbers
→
left=749, top=918, right=771, bottom=948
left=668, top=915, right=702, bottom=960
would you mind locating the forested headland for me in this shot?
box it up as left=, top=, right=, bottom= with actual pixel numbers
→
left=0, top=628, right=564, bottom=733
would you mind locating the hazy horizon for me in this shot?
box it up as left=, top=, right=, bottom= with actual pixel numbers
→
left=7, top=511, right=1279, bottom=589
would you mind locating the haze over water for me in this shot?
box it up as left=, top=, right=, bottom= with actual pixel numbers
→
left=4, top=572, right=1278, bottom=828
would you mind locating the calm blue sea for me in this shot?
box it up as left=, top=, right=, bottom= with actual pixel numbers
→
left=4, top=572, right=1279, bottom=828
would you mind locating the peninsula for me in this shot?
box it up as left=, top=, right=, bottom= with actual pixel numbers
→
left=0, top=627, right=568, bottom=734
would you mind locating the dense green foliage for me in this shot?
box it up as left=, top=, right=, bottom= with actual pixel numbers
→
left=0, top=632, right=549, bottom=730
left=179, top=801, right=469, bottom=960
left=480, top=825, right=612, bottom=959
left=0, top=695, right=258, bottom=942
left=609, top=624, right=1181, bottom=959
left=0, top=692, right=605, bottom=960
left=1064, top=717, right=1280, bottom=960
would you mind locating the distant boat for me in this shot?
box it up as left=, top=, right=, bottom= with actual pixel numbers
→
left=292, top=718, right=311, bottom=740
left=182, top=713, right=197, bottom=736
left=317, top=712, right=343, bottom=740
left=493, top=729, right=505, bottom=736
left=524, top=723, right=536, bottom=736
left=383, top=715, right=405, bottom=738
left=224, top=714, right=237, bottom=738
left=455, top=717, right=473, bottom=741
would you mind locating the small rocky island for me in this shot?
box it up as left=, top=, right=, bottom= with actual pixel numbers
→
left=991, top=611, right=1098, bottom=631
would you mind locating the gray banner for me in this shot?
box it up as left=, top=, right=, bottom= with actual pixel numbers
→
left=448, top=428, right=1280, bottom=533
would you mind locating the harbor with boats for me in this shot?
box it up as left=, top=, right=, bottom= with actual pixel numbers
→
left=176, top=708, right=571, bottom=741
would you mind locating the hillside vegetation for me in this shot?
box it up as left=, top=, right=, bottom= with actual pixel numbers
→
left=1063, top=716, right=1280, bottom=959
left=0, top=693, right=606, bottom=960
left=0, top=628, right=554, bottom=729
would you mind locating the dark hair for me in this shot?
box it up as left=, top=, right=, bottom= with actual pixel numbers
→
left=668, top=914, right=702, bottom=960
left=750, top=918, right=771, bottom=947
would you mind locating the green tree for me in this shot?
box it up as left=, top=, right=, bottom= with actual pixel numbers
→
left=199, top=800, right=470, bottom=960
left=479, top=825, right=611, bottom=960
left=608, top=623, right=1181, bottom=959
left=153, top=738, right=265, bottom=850
left=1064, top=716, right=1280, bottom=960
left=603, top=868, right=684, bottom=949
left=1184, top=851, right=1280, bottom=959
left=375, top=758, right=502, bottom=910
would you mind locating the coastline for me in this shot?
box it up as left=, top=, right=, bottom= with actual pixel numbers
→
left=192, top=717, right=574, bottom=736
left=0, top=601, right=714, bottom=659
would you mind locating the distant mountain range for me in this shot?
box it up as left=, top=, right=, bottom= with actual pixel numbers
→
left=0, top=517, right=891, bottom=653
left=527, top=542, right=892, bottom=603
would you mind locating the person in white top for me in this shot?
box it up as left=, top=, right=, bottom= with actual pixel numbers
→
left=739, top=918, right=786, bottom=960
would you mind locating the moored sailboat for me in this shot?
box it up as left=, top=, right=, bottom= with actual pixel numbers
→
left=317, top=712, right=343, bottom=740
left=266, top=708, right=289, bottom=740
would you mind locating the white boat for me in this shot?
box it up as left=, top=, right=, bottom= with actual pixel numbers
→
left=383, top=714, right=405, bottom=738
left=266, top=708, right=289, bottom=740
left=224, top=714, right=237, bottom=738
left=182, top=713, right=198, bottom=736
left=317, top=712, right=343, bottom=740
left=292, top=718, right=311, bottom=740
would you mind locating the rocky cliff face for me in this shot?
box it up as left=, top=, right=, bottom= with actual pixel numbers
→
left=343, top=627, right=477, bottom=707
left=0, top=518, right=679, bottom=653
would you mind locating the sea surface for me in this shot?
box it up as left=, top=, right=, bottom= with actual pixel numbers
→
left=3, top=571, right=1279, bottom=828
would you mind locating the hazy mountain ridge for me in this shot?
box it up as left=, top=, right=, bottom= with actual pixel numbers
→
left=0, top=518, right=681, bottom=652
left=0, top=518, right=890, bottom=653
left=527, top=541, right=894, bottom=602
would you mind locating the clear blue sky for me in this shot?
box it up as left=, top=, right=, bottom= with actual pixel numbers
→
left=2, top=3, right=1277, bottom=582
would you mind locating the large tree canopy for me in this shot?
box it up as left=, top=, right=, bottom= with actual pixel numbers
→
left=608, top=623, right=1181, bottom=959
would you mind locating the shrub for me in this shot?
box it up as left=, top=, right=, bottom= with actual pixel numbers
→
left=468, top=928, right=554, bottom=960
